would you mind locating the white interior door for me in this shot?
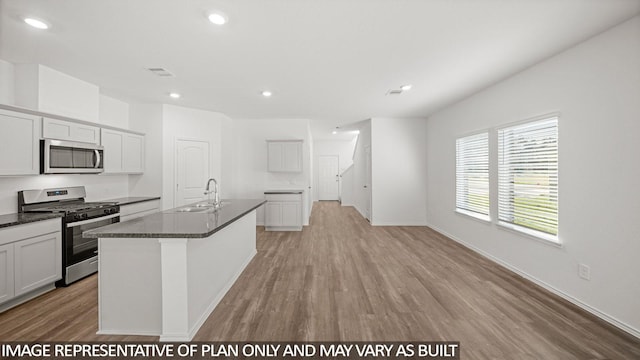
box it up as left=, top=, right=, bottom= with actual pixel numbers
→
left=318, top=155, right=339, bottom=200
left=175, top=139, right=209, bottom=207
left=364, top=145, right=371, bottom=221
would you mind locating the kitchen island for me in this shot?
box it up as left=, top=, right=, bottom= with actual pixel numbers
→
left=83, top=199, right=265, bottom=341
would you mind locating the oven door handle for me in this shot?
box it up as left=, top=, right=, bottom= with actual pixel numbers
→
left=66, top=213, right=120, bottom=227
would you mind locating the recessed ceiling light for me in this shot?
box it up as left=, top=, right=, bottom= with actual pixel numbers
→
left=332, top=131, right=337, bottom=135
left=24, top=17, right=49, bottom=30
left=169, top=92, right=181, bottom=99
left=400, top=84, right=412, bottom=91
left=261, top=91, right=272, bottom=97
left=208, top=12, right=227, bottom=25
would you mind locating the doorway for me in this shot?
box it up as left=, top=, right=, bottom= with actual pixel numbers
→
left=318, top=155, right=339, bottom=200
left=175, top=139, right=210, bottom=207
left=364, top=145, right=371, bottom=221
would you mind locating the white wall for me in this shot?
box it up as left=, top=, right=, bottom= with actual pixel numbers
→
left=99, top=94, right=129, bottom=129
left=312, top=138, right=357, bottom=201
left=340, top=165, right=355, bottom=206
left=161, top=104, right=225, bottom=210
left=14, top=64, right=100, bottom=122
left=227, top=118, right=312, bottom=225
left=426, top=16, right=640, bottom=336
left=0, top=59, right=14, bottom=104
left=352, top=121, right=371, bottom=219
left=371, top=118, right=428, bottom=226
left=0, top=60, right=131, bottom=214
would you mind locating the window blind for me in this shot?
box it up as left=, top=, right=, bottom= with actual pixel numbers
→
left=498, top=117, right=558, bottom=236
left=456, top=132, right=489, bottom=216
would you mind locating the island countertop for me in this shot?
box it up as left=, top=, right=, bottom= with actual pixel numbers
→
left=83, top=199, right=265, bottom=238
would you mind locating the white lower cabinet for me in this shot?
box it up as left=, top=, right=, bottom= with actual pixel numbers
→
left=264, top=192, right=302, bottom=231
left=14, top=232, right=61, bottom=297
left=119, top=200, right=160, bottom=222
left=0, top=218, right=62, bottom=310
left=0, top=244, right=15, bottom=304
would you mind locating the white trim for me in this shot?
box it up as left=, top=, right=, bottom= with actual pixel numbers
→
left=495, top=111, right=561, bottom=131
left=455, top=208, right=491, bottom=223
left=426, top=222, right=640, bottom=340
left=96, top=329, right=159, bottom=336
left=497, top=221, right=561, bottom=248
left=353, top=204, right=368, bottom=221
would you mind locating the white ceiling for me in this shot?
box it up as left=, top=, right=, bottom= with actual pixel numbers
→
left=1, top=0, right=639, bottom=139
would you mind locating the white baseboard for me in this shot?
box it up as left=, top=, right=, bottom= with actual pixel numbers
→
left=354, top=205, right=367, bottom=220
left=426, top=223, right=640, bottom=340
left=0, top=283, right=56, bottom=313
left=185, top=249, right=258, bottom=341
left=97, top=329, right=159, bottom=337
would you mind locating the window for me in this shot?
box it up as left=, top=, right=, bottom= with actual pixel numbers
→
left=498, top=116, right=558, bottom=240
left=456, top=132, right=489, bottom=219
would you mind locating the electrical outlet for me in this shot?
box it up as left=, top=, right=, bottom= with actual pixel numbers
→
left=578, top=263, right=591, bottom=280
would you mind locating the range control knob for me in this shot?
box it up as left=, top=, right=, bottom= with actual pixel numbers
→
left=82, top=213, right=89, bottom=219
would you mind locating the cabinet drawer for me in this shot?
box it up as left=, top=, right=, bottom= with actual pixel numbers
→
left=265, top=194, right=302, bottom=202
left=120, top=200, right=160, bottom=217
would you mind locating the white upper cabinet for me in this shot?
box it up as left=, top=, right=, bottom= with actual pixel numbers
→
left=101, top=129, right=144, bottom=174
left=124, top=133, right=144, bottom=173
left=101, top=129, right=124, bottom=172
left=42, top=118, right=100, bottom=144
left=14, top=64, right=100, bottom=122
left=267, top=140, right=303, bottom=173
left=0, top=109, right=40, bottom=176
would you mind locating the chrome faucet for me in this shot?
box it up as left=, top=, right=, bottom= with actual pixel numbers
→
left=204, top=178, right=220, bottom=208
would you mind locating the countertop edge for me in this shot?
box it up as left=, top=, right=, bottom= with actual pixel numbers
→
left=264, top=191, right=304, bottom=194
left=86, top=199, right=266, bottom=239
left=0, top=213, right=63, bottom=229
left=105, top=197, right=161, bottom=206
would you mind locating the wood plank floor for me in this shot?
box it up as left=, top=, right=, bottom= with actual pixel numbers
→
left=1, top=201, right=639, bottom=359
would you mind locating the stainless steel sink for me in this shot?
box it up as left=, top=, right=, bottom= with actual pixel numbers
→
left=173, top=207, right=209, bottom=213
left=172, top=201, right=230, bottom=213
left=194, top=201, right=231, bottom=208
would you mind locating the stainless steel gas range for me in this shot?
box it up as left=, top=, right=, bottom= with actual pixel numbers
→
left=18, top=186, right=120, bottom=286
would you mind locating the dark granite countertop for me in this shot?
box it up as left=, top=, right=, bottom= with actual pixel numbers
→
left=264, top=189, right=304, bottom=194
left=0, top=212, right=63, bottom=229
left=102, top=196, right=161, bottom=206
left=83, top=199, right=266, bottom=239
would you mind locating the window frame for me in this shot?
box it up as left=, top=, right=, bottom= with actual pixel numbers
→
left=496, top=114, right=560, bottom=245
left=455, top=130, right=491, bottom=222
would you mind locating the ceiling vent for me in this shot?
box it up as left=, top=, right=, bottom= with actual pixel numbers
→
left=146, top=67, right=175, bottom=77
left=386, top=89, right=403, bottom=95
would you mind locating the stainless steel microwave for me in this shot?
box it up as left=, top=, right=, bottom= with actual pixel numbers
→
left=41, top=139, right=104, bottom=174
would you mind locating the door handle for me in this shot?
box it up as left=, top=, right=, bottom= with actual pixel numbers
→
left=93, top=150, right=101, bottom=168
